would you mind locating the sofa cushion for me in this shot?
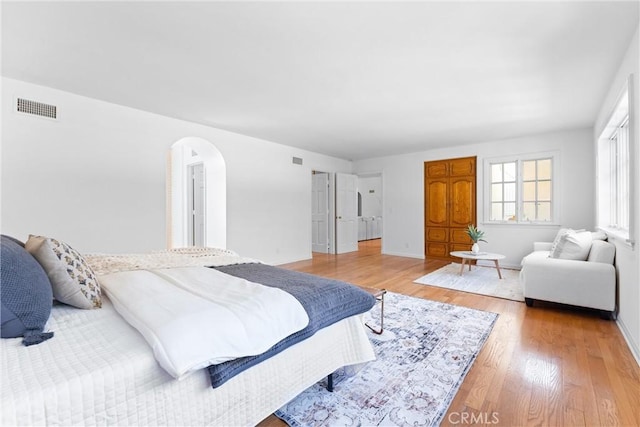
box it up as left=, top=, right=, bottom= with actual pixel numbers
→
left=587, top=240, right=615, bottom=264
left=550, top=229, right=592, bottom=261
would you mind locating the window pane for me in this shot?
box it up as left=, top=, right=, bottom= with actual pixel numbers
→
left=504, top=162, right=516, bottom=182
left=538, top=159, right=552, bottom=180
left=491, top=203, right=503, bottom=221
left=538, top=181, right=551, bottom=201
left=504, top=203, right=516, bottom=221
left=491, top=183, right=503, bottom=202
left=523, top=160, right=536, bottom=181
left=522, top=202, right=536, bottom=221
left=504, top=183, right=516, bottom=201
left=491, top=164, right=503, bottom=183
left=523, top=182, right=536, bottom=201
left=538, top=202, right=551, bottom=221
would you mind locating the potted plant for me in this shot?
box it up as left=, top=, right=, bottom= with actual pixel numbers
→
left=466, top=224, right=487, bottom=254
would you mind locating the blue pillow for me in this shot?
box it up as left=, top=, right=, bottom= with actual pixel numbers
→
left=2, top=234, right=25, bottom=247
left=1, top=235, right=54, bottom=345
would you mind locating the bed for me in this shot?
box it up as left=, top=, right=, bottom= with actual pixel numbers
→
left=1, top=236, right=376, bottom=426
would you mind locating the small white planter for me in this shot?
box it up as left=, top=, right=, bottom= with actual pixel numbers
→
left=471, top=242, right=480, bottom=254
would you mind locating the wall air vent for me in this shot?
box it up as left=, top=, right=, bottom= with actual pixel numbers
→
left=292, top=156, right=303, bottom=165
left=16, top=98, right=57, bottom=119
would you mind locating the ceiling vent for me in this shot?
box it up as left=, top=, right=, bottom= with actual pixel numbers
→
left=16, top=98, right=57, bottom=119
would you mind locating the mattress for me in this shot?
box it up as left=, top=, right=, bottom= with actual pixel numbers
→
left=1, top=295, right=375, bottom=426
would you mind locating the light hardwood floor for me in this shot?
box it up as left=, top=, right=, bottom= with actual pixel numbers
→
left=258, top=239, right=640, bottom=427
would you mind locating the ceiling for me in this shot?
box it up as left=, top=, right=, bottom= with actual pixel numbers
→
left=2, top=1, right=638, bottom=161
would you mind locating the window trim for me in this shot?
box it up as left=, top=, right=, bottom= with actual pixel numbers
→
left=483, top=151, right=561, bottom=226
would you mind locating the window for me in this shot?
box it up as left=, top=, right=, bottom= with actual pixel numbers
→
left=597, top=85, right=631, bottom=238
left=486, top=154, right=557, bottom=224
left=610, top=118, right=630, bottom=231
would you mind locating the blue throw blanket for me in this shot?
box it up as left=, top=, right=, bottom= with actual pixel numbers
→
left=208, top=263, right=375, bottom=388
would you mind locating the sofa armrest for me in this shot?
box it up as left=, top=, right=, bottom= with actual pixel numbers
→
left=521, top=257, right=616, bottom=311
left=533, top=242, right=553, bottom=251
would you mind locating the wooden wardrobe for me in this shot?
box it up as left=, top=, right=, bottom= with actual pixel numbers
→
left=424, top=156, right=476, bottom=261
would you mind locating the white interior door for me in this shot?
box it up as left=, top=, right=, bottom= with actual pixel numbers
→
left=187, top=162, right=206, bottom=247
left=336, top=173, right=358, bottom=254
left=311, top=172, right=329, bottom=253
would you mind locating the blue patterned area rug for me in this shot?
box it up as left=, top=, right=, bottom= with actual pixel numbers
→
left=275, top=292, right=498, bottom=427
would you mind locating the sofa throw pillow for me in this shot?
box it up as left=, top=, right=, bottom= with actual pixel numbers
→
left=550, top=230, right=593, bottom=261
left=0, top=235, right=54, bottom=345
left=549, top=228, right=570, bottom=255
left=25, top=235, right=102, bottom=309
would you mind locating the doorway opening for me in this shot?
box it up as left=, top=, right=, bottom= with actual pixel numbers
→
left=186, top=162, right=205, bottom=247
left=168, top=137, right=226, bottom=249
left=311, top=171, right=382, bottom=255
left=357, top=173, right=383, bottom=253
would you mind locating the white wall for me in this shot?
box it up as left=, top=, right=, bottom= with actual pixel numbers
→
left=353, top=128, right=595, bottom=267
left=594, top=26, right=640, bottom=364
left=1, top=78, right=352, bottom=265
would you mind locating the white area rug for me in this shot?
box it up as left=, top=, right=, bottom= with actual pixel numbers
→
left=414, top=262, right=524, bottom=302
left=275, top=292, right=498, bottom=427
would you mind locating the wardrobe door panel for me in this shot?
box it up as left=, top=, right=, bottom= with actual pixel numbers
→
left=425, top=162, right=447, bottom=178
left=449, top=157, right=475, bottom=177
left=426, top=242, right=449, bottom=258
left=425, top=178, right=449, bottom=227
left=450, top=228, right=472, bottom=245
left=449, top=177, right=475, bottom=228
left=427, top=228, right=448, bottom=242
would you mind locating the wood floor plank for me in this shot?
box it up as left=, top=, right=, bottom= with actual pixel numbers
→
left=257, top=241, right=639, bottom=427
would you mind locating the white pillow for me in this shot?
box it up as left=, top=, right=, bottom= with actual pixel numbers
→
left=549, top=228, right=570, bottom=255
left=25, top=235, right=102, bottom=309
left=591, top=230, right=608, bottom=241
left=550, top=230, right=593, bottom=261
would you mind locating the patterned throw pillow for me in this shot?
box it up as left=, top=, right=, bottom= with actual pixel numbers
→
left=25, top=235, right=102, bottom=309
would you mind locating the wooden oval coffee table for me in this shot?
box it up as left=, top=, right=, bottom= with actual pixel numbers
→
left=450, top=251, right=506, bottom=279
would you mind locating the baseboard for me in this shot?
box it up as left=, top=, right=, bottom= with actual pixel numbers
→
left=382, top=250, right=425, bottom=259
left=273, top=254, right=313, bottom=266
left=616, top=317, right=640, bottom=367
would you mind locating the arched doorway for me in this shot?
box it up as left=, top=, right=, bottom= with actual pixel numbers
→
left=168, top=137, right=226, bottom=249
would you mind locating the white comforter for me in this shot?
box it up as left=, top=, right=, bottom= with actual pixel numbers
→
left=99, top=266, right=309, bottom=379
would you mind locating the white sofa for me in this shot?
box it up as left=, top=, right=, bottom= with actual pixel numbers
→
left=520, top=230, right=616, bottom=320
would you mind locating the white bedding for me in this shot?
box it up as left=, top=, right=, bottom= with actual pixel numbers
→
left=99, top=266, right=309, bottom=379
left=1, top=296, right=375, bottom=426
